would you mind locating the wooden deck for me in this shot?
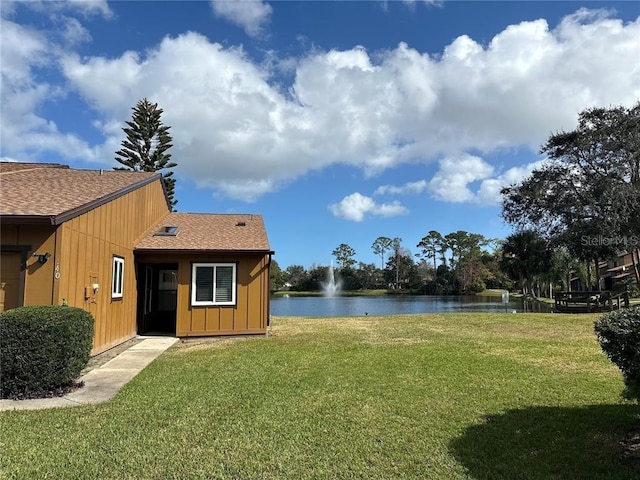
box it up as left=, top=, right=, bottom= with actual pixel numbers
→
left=554, top=291, right=630, bottom=313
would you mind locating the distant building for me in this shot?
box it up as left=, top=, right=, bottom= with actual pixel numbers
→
left=600, top=252, right=637, bottom=291
left=570, top=251, right=637, bottom=292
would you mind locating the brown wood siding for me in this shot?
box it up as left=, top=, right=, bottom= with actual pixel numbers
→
left=54, top=180, right=169, bottom=354
left=137, top=252, right=270, bottom=337
left=0, top=252, right=23, bottom=311
left=0, top=224, right=57, bottom=307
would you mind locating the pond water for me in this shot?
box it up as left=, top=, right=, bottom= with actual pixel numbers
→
left=270, top=294, right=553, bottom=317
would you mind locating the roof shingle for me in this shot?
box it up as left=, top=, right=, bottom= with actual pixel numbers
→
left=135, top=213, right=272, bottom=252
left=0, top=162, right=69, bottom=173
left=0, top=163, right=160, bottom=221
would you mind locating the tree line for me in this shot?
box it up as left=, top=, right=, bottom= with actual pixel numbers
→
left=270, top=231, right=512, bottom=295
left=273, top=102, right=639, bottom=298
left=501, top=102, right=640, bottom=297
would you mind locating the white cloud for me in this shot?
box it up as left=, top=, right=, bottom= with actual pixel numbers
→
left=376, top=201, right=409, bottom=217
left=373, top=159, right=548, bottom=206
left=59, top=15, right=92, bottom=45
left=427, top=155, right=494, bottom=203
left=65, top=0, right=113, bottom=18
left=20, top=0, right=113, bottom=18
left=0, top=1, right=15, bottom=16
left=329, top=193, right=408, bottom=222
left=402, top=0, right=442, bottom=7
left=0, top=4, right=105, bottom=162
left=0, top=17, right=96, bottom=161
left=375, top=180, right=428, bottom=195
left=422, top=157, right=548, bottom=205
left=0, top=18, right=48, bottom=83
left=213, top=177, right=279, bottom=203
left=210, top=0, right=272, bottom=38
left=1, top=8, right=639, bottom=202
left=475, top=160, right=547, bottom=206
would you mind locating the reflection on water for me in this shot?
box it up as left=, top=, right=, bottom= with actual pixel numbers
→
left=270, top=295, right=552, bottom=317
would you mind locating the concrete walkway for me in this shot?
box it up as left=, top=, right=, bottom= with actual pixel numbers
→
left=0, top=337, right=178, bottom=411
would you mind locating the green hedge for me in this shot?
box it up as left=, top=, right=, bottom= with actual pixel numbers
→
left=594, top=307, right=640, bottom=400
left=0, top=305, right=94, bottom=398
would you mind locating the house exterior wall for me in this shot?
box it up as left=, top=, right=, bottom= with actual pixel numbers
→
left=137, top=252, right=270, bottom=336
left=0, top=224, right=57, bottom=309
left=1, top=175, right=271, bottom=352
left=52, top=179, right=169, bottom=354
left=599, top=252, right=635, bottom=275
left=0, top=252, right=22, bottom=310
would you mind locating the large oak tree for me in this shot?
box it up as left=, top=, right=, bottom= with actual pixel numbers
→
left=502, top=102, right=640, bottom=287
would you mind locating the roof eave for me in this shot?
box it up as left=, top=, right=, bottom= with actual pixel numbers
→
left=135, top=248, right=274, bottom=255
left=0, top=215, right=57, bottom=225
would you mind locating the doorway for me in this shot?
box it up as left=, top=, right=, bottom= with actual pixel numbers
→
left=0, top=252, right=23, bottom=311
left=137, top=263, right=178, bottom=335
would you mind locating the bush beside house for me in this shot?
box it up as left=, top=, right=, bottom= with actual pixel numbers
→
left=0, top=306, right=94, bottom=399
left=595, top=307, right=640, bottom=400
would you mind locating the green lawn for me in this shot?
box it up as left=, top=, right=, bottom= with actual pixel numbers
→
left=1, top=313, right=638, bottom=479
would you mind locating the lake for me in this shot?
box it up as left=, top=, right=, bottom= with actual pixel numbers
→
left=270, top=294, right=553, bottom=317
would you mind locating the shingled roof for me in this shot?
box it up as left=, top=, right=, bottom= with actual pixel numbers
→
left=135, top=213, right=272, bottom=253
left=0, top=162, right=69, bottom=173
left=0, top=162, right=161, bottom=224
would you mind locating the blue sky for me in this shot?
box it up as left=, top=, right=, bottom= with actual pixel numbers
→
left=1, top=1, right=639, bottom=269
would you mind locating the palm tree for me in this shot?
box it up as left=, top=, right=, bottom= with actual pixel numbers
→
left=501, top=230, right=550, bottom=297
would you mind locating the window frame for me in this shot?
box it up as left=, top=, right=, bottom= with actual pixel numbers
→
left=111, top=256, right=124, bottom=299
left=191, top=262, right=237, bottom=307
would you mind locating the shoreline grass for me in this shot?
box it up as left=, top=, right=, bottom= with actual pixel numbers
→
left=1, top=313, right=638, bottom=479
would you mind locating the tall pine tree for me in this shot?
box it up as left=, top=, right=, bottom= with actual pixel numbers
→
left=114, top=98, right=178, bottom=209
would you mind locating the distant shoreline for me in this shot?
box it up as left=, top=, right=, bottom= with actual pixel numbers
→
left=271, top=289, right=511, bottom=298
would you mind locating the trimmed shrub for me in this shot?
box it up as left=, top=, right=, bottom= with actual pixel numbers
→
left=0, top=305, right=94, bottom=398
left=594, top=307, right=640, bottom=400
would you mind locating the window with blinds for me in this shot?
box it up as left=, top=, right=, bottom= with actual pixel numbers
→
left=191, top=263, right=236, bottom=306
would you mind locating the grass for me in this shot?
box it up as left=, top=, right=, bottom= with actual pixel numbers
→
left=477, top=289, right=506, bottom=296
left=1, top=313, right=639, bottom=479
